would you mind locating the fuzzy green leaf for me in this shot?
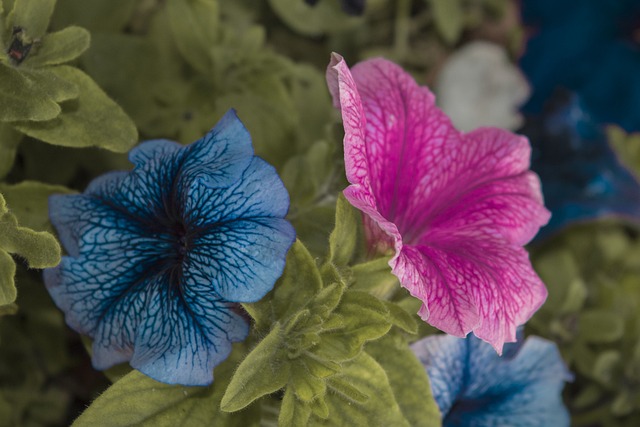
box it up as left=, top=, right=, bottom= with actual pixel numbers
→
left=429, top=0, right=464, bottom=45
left=221, top=323, right=289, bottom=412
left=246, top=240, right=323, bottom=328
left=279, top=388, right=312, bottom=427
left=166, top=0, right=218, bottom=74
left=0, top=191, right=61, bottom=307
left=73, top=345, right=258, bottom=427
left=291, top=362, right=327, bottom=402
left=14, top=65, right=138, bottom=152
left=0, top=63, right=60, bottom=122
left=0, top=122, right=21, bottom=178
left=311, top=352, right=410, bottom=426
left=0, top=250, right=16, bottom=306
left=18, top=67, right=78, bottom=103
left=0, top=181, right=73, bottom=232
left=7, top=0, right=56, bottom=39
left=383, top=301, right=418, bottom=334
left=25, top=26, right=90, bottom=67
left=314, top=291, right=391, bottom=361
left=327, top=193, right=363, bottom=269
left=0, top=210, right=61, bottom=268
left=351, top=255, right=398, bottom=299
left=367, top=334, right=441, bottom=426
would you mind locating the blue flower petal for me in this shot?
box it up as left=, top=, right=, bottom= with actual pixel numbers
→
left=410, top=335, right=465, bottom=417
left=128, top=139, right=182, bottom=167
left=187, top=217, right=295, bottom=303
left=180, top=109, right=255, bottom=189
left=183, top=157, right=295, bottom=302
left=45, top=110, right=293, bottom=385
left=521, top=91, right=640, bottom=239
left=128, top=274, right=248, bottom=386
left=412, top=334, right=571, bottom=427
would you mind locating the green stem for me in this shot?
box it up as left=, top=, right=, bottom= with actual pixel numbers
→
left=394, top=0, right=412, bottom=59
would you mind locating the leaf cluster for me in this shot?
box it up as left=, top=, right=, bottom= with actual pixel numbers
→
left=219, top=197, right=439, bottom=426
left=530, top=223, right=640, bottom=425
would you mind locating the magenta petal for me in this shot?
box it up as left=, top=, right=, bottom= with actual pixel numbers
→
left=327, top=54, right=550, bottom=351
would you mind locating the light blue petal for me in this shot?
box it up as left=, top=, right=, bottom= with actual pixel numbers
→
left=128, top=139, right=182, bottom=168
left=410, top=334, right=466, bottom=416
left=187, top=217, right=295, bottom=303
left=413, top=334, right=571, bottom=427
left=185, top=157, right=292, bottom=226
left=450, top=337, right=571, bottom=427
left=183, top=156, right=295, bottom=302
left=180, top=109, right=254, bottom=189
left=129, top=273, right=248, bottom=385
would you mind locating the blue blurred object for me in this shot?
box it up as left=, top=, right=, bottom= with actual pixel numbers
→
left=411, top=332, right=571, bottom=427
left=521, top=0, right=640, bottom=131
left=520, top=90, right=640, bottom=240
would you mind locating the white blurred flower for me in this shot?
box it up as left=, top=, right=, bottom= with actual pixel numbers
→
left=435, top=41, right=530, bottom=132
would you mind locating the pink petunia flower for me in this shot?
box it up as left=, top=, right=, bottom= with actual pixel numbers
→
left=326, top=53, right=551, bottom=353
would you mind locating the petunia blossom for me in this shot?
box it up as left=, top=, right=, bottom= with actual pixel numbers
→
left=326, top=53, right=550, bottom=352
left=411, top=332, right=571, bottom=426
left=520, top=90, right=640, bottom=240
left=44, top=110, right=295, bottom=386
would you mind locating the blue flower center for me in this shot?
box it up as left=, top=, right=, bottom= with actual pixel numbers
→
left=171, top=221, right=190, bottom=262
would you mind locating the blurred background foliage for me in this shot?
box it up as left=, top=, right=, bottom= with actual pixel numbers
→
left=1, top=0, right=639, bottom=425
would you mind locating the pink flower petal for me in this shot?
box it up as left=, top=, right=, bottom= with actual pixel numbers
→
left=327, top=54, right=550, bottom=352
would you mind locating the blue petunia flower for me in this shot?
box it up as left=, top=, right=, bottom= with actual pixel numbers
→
left=44, top=110, right=296, bottom=386
left=411, top=332, right=571, bottom=427
left=520, top=0, right=640, bottom=131
left=520, top=90, right=640, bottom=240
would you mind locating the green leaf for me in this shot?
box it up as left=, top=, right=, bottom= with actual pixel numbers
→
left=0, top=208, right=61, bottom=268
left=51, top=0, right=136, bottom=32
left=351, top=256, right=398, bottom=299
left=267, top=0, right=361, bottom=37
left=80, top=33, right=162, bottom=129
left=0, top=302, right=18, bottom=316
left=14, top=65, right=138, bottom=152
left=246, top=240, right=323, bottom=328
left=0, top=122, right=21, bottom=178
left=428, top=0, right=464, bottom=45
left=0, top=63, right=60, bottom=122
left=367, top=334, right=441, bottom=426
left=0, top=181, right=73, bottom=232
left=383, top=301, right=418, bottom=334
left=326, top=194, right=363, bottom=269
left=279, top=388, right=311, bottom=427
left=0, top=250, right=16, bottom=306
left=0, top=191, right=60, bottom=308
left=315, top=291, right=391, bottom=361
left=7, top=0, right=56, bottom=39
left=166, top=0, right=219, bottom=74
left=25, top=26, right=90, bottom=67
left=579, top=310, right=625, bottom=344
left=592, top=350, right=621, bottom=386
left=17, top=67, right=78, bottom=103
left=311, top=352, right=410, bottom=426
left=290, top=362, right=327, bottom=402
left=221, top=323, right=289, bottom=412
left=73, top=344, right=259, bottom=427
